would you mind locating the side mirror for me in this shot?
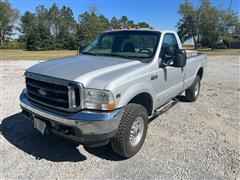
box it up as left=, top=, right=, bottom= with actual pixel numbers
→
left=173, top=49, right=186, bottom=68
left=78, top=44, right=87, bottom=54
left=78, top=46, right=84, bottom=54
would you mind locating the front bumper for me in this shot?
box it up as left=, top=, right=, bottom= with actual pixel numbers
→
left=20, top=89, right=122, bottom=145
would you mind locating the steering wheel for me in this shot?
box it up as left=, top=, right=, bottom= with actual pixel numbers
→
left=138, top=48, right=152, bottom=54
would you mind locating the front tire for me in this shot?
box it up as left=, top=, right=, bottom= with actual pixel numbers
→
left=111, top=103, right=148, bottom=158
left=185, top=75, right=201, bottom=102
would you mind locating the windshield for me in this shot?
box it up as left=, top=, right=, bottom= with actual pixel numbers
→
left=82, top=30, right=160, bottom=61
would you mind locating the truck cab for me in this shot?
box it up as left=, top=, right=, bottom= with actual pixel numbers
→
left=20, top=28, right=207, bottom=158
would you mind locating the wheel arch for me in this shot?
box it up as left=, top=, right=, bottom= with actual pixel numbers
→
left=197, top=67, right=204, bottom=80
left=127, top=92, right=153, bottom=116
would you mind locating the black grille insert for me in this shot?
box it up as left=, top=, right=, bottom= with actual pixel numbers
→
left=26, top=77, right=71, bottom=109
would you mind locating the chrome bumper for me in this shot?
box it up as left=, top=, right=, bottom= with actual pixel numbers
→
left=20, top=89, right=123, bottom=144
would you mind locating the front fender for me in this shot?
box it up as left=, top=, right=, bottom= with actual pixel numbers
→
left=117, top=82, right=155, bottom=108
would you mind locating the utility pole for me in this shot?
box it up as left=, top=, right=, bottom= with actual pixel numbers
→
left=229, top=0, right=232, bottom=13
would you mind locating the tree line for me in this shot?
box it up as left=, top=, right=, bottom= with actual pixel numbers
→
left=177, top=0, right=239, bottom=49
left=0, top=0, right=239, bottom=50
left=0, top=1, right=150, bottom=50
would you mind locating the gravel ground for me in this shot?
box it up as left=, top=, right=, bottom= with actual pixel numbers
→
left=1, top=56, right=240, bottom=179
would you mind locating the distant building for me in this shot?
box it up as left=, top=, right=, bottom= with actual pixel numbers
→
left=232, top=35, right=240, bottom=41
left=223, top=35, right=240, bottom=49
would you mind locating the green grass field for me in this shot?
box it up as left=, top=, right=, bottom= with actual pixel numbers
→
left=0, top=49, right=239, bottom=60
left=197, top=48, right=240, bottom=56
left=1, top=50, right=78, bottom=60
left=182, top=45, right=240, bottom=56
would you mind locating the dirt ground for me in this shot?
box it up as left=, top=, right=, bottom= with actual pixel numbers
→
left=1, top=56, right=239, bottom=179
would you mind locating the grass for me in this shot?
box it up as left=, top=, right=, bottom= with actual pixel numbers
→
left=183, top=45, right=240, bottom=56
left=0, top=49, right=78, bottom=60
left=0, top=48, right=239, bottom=60
left=197, top=48, right=240, bottom=56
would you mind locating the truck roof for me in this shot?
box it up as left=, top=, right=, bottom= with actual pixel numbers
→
left=106, top=28, right=176, bottom=34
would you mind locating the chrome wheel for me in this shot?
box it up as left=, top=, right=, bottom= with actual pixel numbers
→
left=130, top=117, right=144, bottom=146
left=194, top=80, right=200, bottom=97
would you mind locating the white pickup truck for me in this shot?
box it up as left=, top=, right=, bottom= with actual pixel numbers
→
left=20, top=29, right=207, bottom=158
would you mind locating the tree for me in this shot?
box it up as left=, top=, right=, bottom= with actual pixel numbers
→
left=177, top=0, right=200, bottom=48
left=17, top=3, right=153, bottom=50
left=118, top=16, right=138, bottom=28
left=137, top=22, right=150, bottom=28
left=57, top=6, right=77, bottom=49
left=35, top=5, right=55, bottom=50
left=20, top=4, right=77, bottom=50
left=119, top=16, right=128, bottom=28
left=19, top=11, right=35, bottom=42
left=48, top=3, right=60, bottom=38
left=20, top=5, right=55, bottom=50
left=199, top=0, right=239, bottom=49
left=48, top=4, right=77, bottom=49
left=177, top=0, right=239, bottom=50
left=110, top=17, right=150, bottom=29
left=199, top=0, right=219, bottom=49
left=233, top=22, right=240, bottom=35
left=77, top=7, right=109, bottom=48
left=219, top=10, right=239, bottom=48
left=0, top=1, right=19, bottom=45
left=110, top=16, right=119, bottom=28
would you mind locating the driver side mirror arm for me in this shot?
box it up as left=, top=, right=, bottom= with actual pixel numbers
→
left=159, top=58, right=169, bottom=68
left=159, top=54, right=173, bottom=68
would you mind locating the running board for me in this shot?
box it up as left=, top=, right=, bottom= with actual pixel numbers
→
left=152, top=98, right=178, bottom=117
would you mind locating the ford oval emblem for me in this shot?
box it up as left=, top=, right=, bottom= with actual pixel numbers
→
left=38, top=89, right=47, bottom=96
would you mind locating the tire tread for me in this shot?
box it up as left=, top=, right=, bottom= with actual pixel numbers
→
left=185, top=75, right=201, bottom=102
left=111, top=103, right=148, bottom=157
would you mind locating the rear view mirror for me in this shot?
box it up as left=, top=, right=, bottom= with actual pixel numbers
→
left=173, top=49, right=186, bottom=68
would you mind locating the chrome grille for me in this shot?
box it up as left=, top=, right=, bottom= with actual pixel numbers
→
left=26, top=77, right=81, bottom=111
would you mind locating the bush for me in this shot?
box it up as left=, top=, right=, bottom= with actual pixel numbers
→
left=0, top=41, right=26, bottom=49
left=216, top=44, right=228, bottom=49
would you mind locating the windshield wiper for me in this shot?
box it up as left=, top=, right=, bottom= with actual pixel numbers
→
left=82, top=52, right=97, bottom=56
left=82, top=52, right=140, bottom=61
left=99, top=53, right=137, bottom=60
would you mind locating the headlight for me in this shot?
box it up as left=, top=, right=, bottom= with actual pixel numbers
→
left=83, top=88, right=116, bottom=110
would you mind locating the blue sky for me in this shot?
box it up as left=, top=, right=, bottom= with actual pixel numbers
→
left=9, top=0, right=240, bottom=30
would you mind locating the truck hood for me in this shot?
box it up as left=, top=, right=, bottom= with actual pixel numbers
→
left=27, top=55, right=143, bottom=89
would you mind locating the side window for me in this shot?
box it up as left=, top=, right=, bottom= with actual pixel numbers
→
left=160, top=33, right=179, bottom=63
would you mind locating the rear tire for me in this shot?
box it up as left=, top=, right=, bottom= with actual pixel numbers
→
left=111, top=103, right=148, bottom=158
left=185, top=75, right=201, bottom=102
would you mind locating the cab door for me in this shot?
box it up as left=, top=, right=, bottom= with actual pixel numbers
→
left=154, top=33, right=185, bottom=107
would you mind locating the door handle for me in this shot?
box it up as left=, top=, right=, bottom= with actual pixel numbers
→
left=151, top=75, right=158, bottom=80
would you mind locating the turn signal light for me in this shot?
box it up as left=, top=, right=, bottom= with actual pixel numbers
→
left=108, top=103, right=116, bottom=110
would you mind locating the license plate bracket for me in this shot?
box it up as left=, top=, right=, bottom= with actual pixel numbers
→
left=33, top=117, right=47, bottom=135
